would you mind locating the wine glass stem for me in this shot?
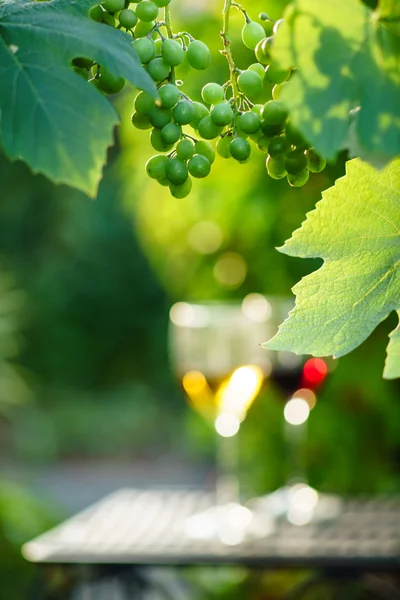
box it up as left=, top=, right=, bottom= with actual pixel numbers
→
left=215, top=432, right=240, bottom=506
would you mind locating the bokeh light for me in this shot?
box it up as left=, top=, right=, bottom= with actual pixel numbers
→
left=215, top=413, right=240, bottom=437
left=241, top=293, right=272, bottom=323
left=213, top=253, right=247, bottom=288
left=284, top=398, right=310, bottom=426
left=188, top=221, right=223, bottom=254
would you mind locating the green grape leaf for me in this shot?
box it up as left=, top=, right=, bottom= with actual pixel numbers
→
left=0, top=0, right=155, bottom=196
left=379, top=0, right=400, bottom=35
left=263, top=158, right=400, bottom=379
left=273, top=0, right=400, bottom=164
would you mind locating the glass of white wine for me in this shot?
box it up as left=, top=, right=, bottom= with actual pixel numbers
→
left=169, top=296, right=291, bottom=544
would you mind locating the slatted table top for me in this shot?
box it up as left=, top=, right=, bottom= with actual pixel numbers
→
left=22, top=489, right=400, bottom=569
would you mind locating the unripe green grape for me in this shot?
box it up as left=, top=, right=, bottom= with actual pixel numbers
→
left=287, top=168, right=309, bottom=187
left=265, top=62, right=291, bottom=84
left=133, top=37, right=156, bottom=63
left=135, top=0, right=158, bottom=22
left=173, top=100, right=195, bottom=125
left=158, top=83, right=180, bottom=108
left=211, top=102, right=233, bottom=127
left=216, top=135, right=232, bottom=158
left=119, top=9, right=137, bottom=29
left=248, top=63, right=265, bottom=80
left=235, top=121, right=249, bottom=139
left=153, top=0, right=171, bottom=6
left=251, top=104, right=263, bottom=117
left=73, top=57, right=93, bottom=69
left=260, top=119, right=284, bottom=137
left=272, top=83, right=288, bottom=100
left=102, top=12, right=115, bottom=26
left=186, top=40, right=211, bottom=70
left=102, top=0, right=124, bottom=12
left=155, top=38, right=162, bottom=54
left=166, top=158, right=188, bottom=185
left=261, top=100, right=289, bottom=125
left=150, top=128, right=174, bottom=152
left=201, top=82, right=224, bottom=105
left=131, top=112, right=152, bottom=129
left=146, top=154, right=169, bottom=179
left=268, top=135, right=290, bottom=156
left=158, top=177, right=170, bottom=187
left=285, top=150, right=308, bottom=174
left=285, top=120, right=306, bottom=146
left=148, top=105, right=172, bottom=128
left=241, top=21, right=266, bottom=50
left=273, top=18, right=285, bottom=34
left=188, top=154, right=211, bottom=178
left=254, top=36, right=273, bottom=65
left=97, top=67, right=125, bottom=94
left=230, top=137, right=251, bottom=162
left=169, top=177, right=192, bottom=198
left=134, top=90, right=156, bottom=114
left=260, top=18, right=274, bottom=36
left=256, top=133, right=272, bottom=152
left=176, top=138, right=195, bottom=161
left=197, top=115, right=223, bottom=140
left=134, top=19, right=154, bottom=37
left=191, top=102, right=209, bottom=129
left=147, top=57, right=170, bottom=82
left=161, top=122, right=182, bottom=144
left=237, top=70, right=263, bottom=99
left=194, top=140, right=215, bottom=164
left=161, top=39, right=184, bottom=66
left=237, top=111, right=261, bottom=134
left=306, top=148, right=326, bottom=173
left=90, top=5, right=104, bottom=21
left=266, top=155, right=287, bottom=179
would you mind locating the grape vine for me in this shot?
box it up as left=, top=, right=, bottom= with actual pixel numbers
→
left=78, top=0, right=327, bottom=198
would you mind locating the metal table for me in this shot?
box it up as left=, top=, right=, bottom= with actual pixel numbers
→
left=23, top=489, right=400, bottom=599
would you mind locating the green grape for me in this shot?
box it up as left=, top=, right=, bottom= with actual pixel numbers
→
left=257, top=133, right=272, bottom=152
left=169, top=176, right=192, bottom=198
left=287, top=168, right=310, bottom=187
left=158, top=83, right=180, bottom=108
left=147, top=57, right=170, bottom=82
left=194, top=140, right=215, bottom=164
left=197, top=115, right=223, bottom=140
left=134, top=19, right=154, bottom=37
left=119, top=9, right=137, bottom=29
left=191, top=102, right=209, bottom=129
left=166, top=158, right=188, bottom=185
left=176, top=138, right=195, bottom=161
left=134, top=91, right=156, bottom=114
left=188, top=154, right=211, bottom=178
left=236, top=121, right=249, bottom=139
left=153, top=0, right=172, bottom=6
left=248, top=63, right=265, bottom=80
left=268, top=135, right=290, bottom=156
left=102, top=12, right=115, bottom=26
left=266, top=155, right=287, bottom=179
left=251, top=104, right=263, bottom=117
left=201, top=82, right=224, bottom=105
left=265, top=62, right=291, bottom=84
left=273, top=18, right=285, bottom=35
left=146, top=154, right=169, bottom=179
left=272, top=83, right=289, bottom=100
left=260, top=120, right=284, bottom=137
left=72, top=57, right=93, bottom=69
left=97, top=67, right=125, bottom=94
left=254, top=36, right=273, bottom=65
left=161, top=122, right=182, bottom=144
left=162, top=39, right=185, bottom=67
left=285, top=150, right=308, bottom=174
left=90, top=5, right=104, bottom=21
left=148, top=105, right=172, bottom=128
left=211, top=102, right=233, bottom=127
left=306, top=148, right=326, bottom=173
left=237, top=70, right=263, bottom=99
left=260, top=18, right=274, bottom=36
left=186, top=40, right=211, bottom=70
left=131, top=112, right=152, bottom=129
left=173, top=100, right=195, bottom=125
left=158, top=177, right=170, bottom=187
left=237, top=111, right=261, bottom=134
left=150, top=128, right=174, bottom=152
left=133, top=37, right=156, bottom=64
left=230, top=137, right=251, bottom=162
left=261, top=100, right=289, bottom=125
left=102, top=0, right=124, bottom=12
left=285, top=121, right=307, bottom=146
left=135, top=1, right=159, bottom=22
left=155, top=38, right=162, bottom=54
left=241, top=21, right=266, bottom=50
left=216, top=135, right=232, bottom=158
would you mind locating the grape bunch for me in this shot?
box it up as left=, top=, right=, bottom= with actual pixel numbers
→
left=76, top=0, right=327, bottom=197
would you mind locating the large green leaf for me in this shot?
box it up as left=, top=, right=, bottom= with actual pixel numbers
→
left=379, top=0, right=400, bottom=35
left=273, top=0, right=400, bottom=164
left=264, top=158, right=400, bottom=379
left=0, top=0, right=155, bottom=196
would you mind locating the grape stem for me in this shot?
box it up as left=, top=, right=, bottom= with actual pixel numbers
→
left=221, top=0, right=239, bottom=134
left=164, top=7, right=176, bottom=84
left=231, top=2, right=250, bottom=23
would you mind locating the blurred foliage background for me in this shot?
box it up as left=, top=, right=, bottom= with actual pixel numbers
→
left=0, top=0, right=399, bottom=598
